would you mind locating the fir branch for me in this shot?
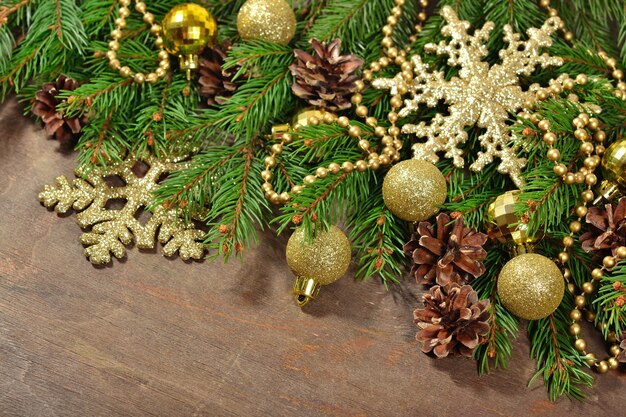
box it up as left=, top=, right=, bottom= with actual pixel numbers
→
left=349, top=187, right=407, bottom=285
left=528, top=302, right=594, bottom=401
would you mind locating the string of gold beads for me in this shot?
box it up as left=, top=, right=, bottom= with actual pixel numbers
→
left=539, top=0, right=626, bottom=100
left=262, top=0, right=429, bottom=206
left=533, top=108, right=620, bottom=372
left=107, top=0, right=170, bottom=84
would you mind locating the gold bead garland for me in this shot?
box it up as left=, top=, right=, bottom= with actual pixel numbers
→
left=107, top=0, right=170, bottom=84
left=260, top=0, right=429, bottom=208
left=536, top=0, right=626, bottom=372
left=539, top=0, right=626, bottom=100
left=523, top=106, right=622, bottom=371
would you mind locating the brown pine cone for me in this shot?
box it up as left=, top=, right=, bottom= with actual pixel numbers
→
left=580, top=197, right=626, bottom=256
left=414, top=284, right=490, bottom=358
left=31, top=75, right=86, bottom=145
left=403, top=213, right=488, bottom=287
left=289, top=38, right=363, bottom=111
left=198, top=43, right=238, bottom=106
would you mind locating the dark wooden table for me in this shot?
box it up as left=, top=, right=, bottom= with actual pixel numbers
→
left=1, top=98, right=624, bottom=416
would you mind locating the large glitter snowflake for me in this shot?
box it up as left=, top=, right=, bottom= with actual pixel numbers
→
left=38, top=154, right=205, bottom=265
left=373, top=6, right=563, bottom=187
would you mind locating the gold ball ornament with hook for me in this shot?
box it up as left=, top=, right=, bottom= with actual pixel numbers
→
left=286, top=225, right=351, bottom=307
left=162, top=3, right=217, bottom=80
left=382, top=159, right=447, bottom=222
left=497, top=253, right=565, bottom=320
left=237, top=0, right=296, bottom=45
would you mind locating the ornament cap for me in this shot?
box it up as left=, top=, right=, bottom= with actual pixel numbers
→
left=593, top=179, right=620, bottom=205
left=179, top=54, right=199, bottom=80
left=293, top=276, right=321, bottom=307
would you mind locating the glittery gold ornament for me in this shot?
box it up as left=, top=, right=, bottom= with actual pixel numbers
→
left=286, top=225, right=351, bottom=307
left=487, top=190, right=535, bottom=246
left=162, top=3, right=218, bottom=79
left=497, top=253, right=564, bottom=320
left=38, top=154, right=205, bottom=265
left=237, top=0, right=296, bottom=45
left=372, top=6, right=563, bottom=188
left=597, top=138, right=626, bottom=202
left=382, top=159, right=447, bottom=222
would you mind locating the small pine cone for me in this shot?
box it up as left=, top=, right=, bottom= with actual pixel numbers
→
left=289, top=38, right=363, bottom=111
left=414, top=284, right=491, bottom=358
left=198, top=43, right=238, bottom=106
left=31, top=75, right=86, bottom=145
left=580, top=198, right=626, bottom=257
left=403, top=213, right=488, bottom=287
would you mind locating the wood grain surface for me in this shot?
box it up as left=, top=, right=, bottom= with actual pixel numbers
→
left=0, top=98, right=624, bottom=417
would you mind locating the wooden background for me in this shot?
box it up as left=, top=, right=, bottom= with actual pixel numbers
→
left=1, top=98, right=624, bottom=416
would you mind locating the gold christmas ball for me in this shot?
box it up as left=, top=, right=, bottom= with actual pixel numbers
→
left=497, top=253, right=565, bottom=320
left=382, top=159, right=447, bottom=222
left=286, top=225, right=351, bottom=306
left=487, top=190, right=536, bottom=245
left=602, top=138, right=626, bottom=187
left=237, top=0, right=296, bottom=45
left=162, top=3, right=217, bottom=77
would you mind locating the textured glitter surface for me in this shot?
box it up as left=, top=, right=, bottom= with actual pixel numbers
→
left=372, top=6, right=563, bottom=188
left=286, top=225, right=351, bottom=285
left=382, top=159, right=447, bottom=222
left=162, top=3, right=217, bottom=70
left=497, top=253, right=564, bottom=320
left=237, top=0, right=296, bottom=45
left=38, top=154, right=205, bottom=265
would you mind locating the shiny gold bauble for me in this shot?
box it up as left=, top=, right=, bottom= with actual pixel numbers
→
left=286, top=225, right=351, bottom=307
left=487, top=190, right=535, bottom=246
left=237, top=0, right=296, bottom=45
left=382, top=159, right=447, bottom=222
left=497, top=253, right=565, bottom=320
left=602, top=138, right=626, bottom=187
left=162, top=4, right=217, bottom=78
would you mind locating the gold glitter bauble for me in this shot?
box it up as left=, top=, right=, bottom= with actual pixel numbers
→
left=598, top=138, right=626, bottom=202
left=162, top=3, right=217, bottom=77
left=487, top=190, right=535, bottom=246
left=382, top=159, right=447, bottom=222
left=286, top=225, right=351, bottom=306
left=497, top=253, right=564, bottom=320
left=237, top=0, right=296, bottom=45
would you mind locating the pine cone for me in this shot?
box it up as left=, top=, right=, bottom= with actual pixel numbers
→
left=289, top=38, right=363, bottom=111
left=198, top=43, right=238, bottom=106
left=414, top=284, right=490, bottom=358
left=403, top=213, right=488, bottom=287
left=580, top=197, right=626, bottom=256
left=31, top=75, right=86, bottom=145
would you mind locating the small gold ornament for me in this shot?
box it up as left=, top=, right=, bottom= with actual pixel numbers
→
left=38, top=154, right=205, bottom=264
left=382, top=159, right=447, bottom=222
left=497, top=253, right=564, bottom=320
left=596, top=137, right=626, bottom=202
left=162, top=3, right=218, bottom=79
left=286, top=225, right=351, bottom=307
left=487, top=190, right=535, bottom=247
left=237, top=0, right=296, bottom=45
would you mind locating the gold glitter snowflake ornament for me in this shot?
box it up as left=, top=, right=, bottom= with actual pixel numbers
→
left=38, top=154, right=205, bottom=265
left=373, top=6, right=563, bottom=187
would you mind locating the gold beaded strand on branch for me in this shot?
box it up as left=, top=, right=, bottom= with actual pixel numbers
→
left=261, top=0, right=429, bottom=207
left=539, top=0, right=626, bottom=100
left=531, top=107, right=622, bottom=372
left=107, top=0, right=170, bottom=84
